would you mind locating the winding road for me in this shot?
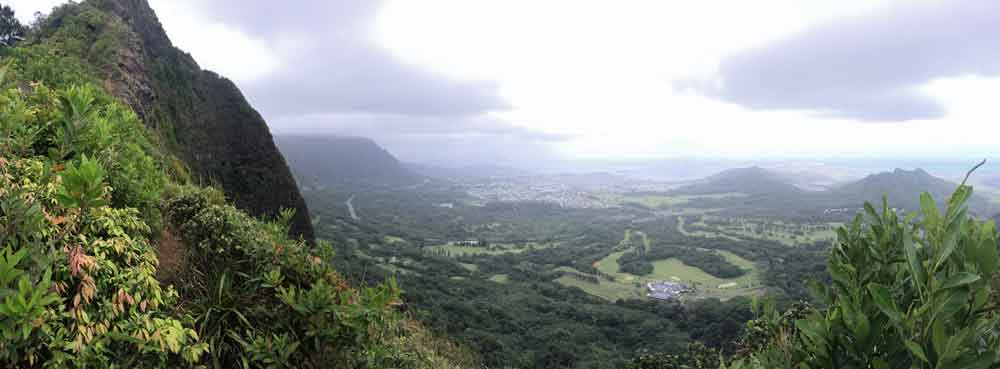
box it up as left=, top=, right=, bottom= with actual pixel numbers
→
left=346, top=194, right=360, bottom=220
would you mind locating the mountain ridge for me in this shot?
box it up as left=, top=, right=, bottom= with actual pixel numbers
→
left=36, top=0, right=315, bottom=240
left=672, top=166, right=804, bottom=196
left=276, top=135, right=420, bottom=189
left=826, top=168, right=991, bottom=213
left=669, top=166, right=993, bottom=216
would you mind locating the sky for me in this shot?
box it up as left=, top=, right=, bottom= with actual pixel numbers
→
left=10, top=0, right=1000, bottom=167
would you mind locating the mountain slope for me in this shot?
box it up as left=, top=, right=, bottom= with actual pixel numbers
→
left=826, top=168, right=991, bottom=213
left=1, top=2, right=476, bottom=367
left=32, top=0, right=314, bottom=240
left=672, top=166, right=804, bottom=196
left=276, top=135, right=420, bottom=188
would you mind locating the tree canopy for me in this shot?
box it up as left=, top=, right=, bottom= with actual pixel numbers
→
left=0, top=5, right=26, bottom=47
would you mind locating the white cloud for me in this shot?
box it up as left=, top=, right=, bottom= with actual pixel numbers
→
left=148, top=0, right=280, bottom=85
left=10, top=0, right=997, bottom=162
left=7, top=0, right=65, bottom=22
left=374, top=0, right=993, bottom=160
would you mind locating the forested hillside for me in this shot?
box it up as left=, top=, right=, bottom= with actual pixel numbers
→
left=0, top=2, right=473, bottom=368
left=28, top=0, right=314, bottom=240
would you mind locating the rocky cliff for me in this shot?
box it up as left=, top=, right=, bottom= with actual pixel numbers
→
left=36, top=0, right=315, bottom=240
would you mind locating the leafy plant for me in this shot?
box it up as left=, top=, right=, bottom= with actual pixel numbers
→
left=56, top=154, right=108, bottom=211
left=726, top=184, right=1000, bottom=369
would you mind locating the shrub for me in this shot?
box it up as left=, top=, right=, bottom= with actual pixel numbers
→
left=727, top=185, right=1000, bottom=369
left=163, top=186, right=425, bottom=369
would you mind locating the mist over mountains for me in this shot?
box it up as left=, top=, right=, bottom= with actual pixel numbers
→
left=275, top=135, right=420, bottom=189
left=276, top=135, right=998, bottom=219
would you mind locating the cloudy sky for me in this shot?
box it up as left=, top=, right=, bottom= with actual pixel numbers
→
left=11, top=0, right=1000, bottom=166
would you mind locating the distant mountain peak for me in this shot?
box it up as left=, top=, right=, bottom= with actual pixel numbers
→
left=832, top=167, right=990, bottom=214
left=674, top=166, right=801, bottom=195
left=275, top=136, right=419, bottom=189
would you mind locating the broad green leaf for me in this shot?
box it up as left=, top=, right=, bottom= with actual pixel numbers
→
left=940, top=328, right=972, bottom=365
left=932, top=319, right=948, bottom=359
left=973, top=221, right=998, bottom=274
left=872, top=358, right=889, bottom=369
left=906, top=340, right=929, bottom=363
left=940, top=351, right=997, bottom=369
left=842, top=302, right=870, bottom=342
left=903, top=232, right=926, bottom=291
left=945, top=185, right=972, bottom=221
left=940, top=289, right=970, bottom=316
left=940, top=272, right=980, bottom=290
left=920, top=192, right=940, bottom=227
left=829, top=261, right=852, bottom=288
left=807, top=280, right=830, bottom=305
left=935, top=214, right=964, bottom=272
left=867, top=283, right=902, bottom=321
left=864, top=202, right=881, bottom=225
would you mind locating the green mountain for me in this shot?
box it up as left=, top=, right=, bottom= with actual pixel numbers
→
left=669, top=166, right=992, bottom=217
left=275, top=135, right=420, bottom=188
left=672, top=166, right=804, bottom=196
left=32, top=0, right=314, bottom=240
left=826, top=168, right=991, bottom=213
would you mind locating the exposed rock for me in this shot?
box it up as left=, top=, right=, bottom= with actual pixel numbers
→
left=49, top=0, right=316, bottom=241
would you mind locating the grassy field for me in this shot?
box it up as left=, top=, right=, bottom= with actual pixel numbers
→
left=555, top=275, right=646, bottom=301
left=679, top=215, right=839, bottom=247
left=384, top=235, right=407, bottom=245
left=677, top=216, right=740, bottom=240
left=613, top=193, right=746, bottom=209
left=645, top=251, right=761, bottom=300
left=557, top=230, right=762, bottom=301
left=428, top=241, right=557, bottom=256
left=488, top=274, right=510, bottom=284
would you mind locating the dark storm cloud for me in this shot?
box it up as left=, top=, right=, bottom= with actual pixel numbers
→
left=697, top=0, right=1000, bottom=122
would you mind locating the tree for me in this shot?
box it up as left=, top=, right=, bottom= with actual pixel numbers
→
left=0, top=5, right=26, bottom=48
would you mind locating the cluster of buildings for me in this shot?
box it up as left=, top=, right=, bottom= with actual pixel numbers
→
left=646, top=281, right=690, bottom=300
left=464, top=181, right=612, bottom=209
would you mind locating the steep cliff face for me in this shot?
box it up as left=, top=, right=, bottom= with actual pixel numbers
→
left=37, top=0, right=315, bottom=240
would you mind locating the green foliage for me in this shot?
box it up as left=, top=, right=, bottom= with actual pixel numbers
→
left=0, top=2, right=475, bottom=368
left=4, top=44, right=95, bottom=88
left=163, top=186, right=436, bottom=369
left=725, top=186, right=1000, bottom=369
left=0, top=105, right=203, bottom=368
left=626, top=342, right=722, bottom=369
left=56, top=154, right=108, bottom=210
left=28, top=2, right=126, bottom=71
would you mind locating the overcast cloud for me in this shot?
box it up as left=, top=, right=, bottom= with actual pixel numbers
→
left=11, top=0, right=1000, bottom=166
left=189, top=1, right=510, bottom=117
left=181, top=0, right=551, bottom=166
left=699, top=0, right=1000, bottom=122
